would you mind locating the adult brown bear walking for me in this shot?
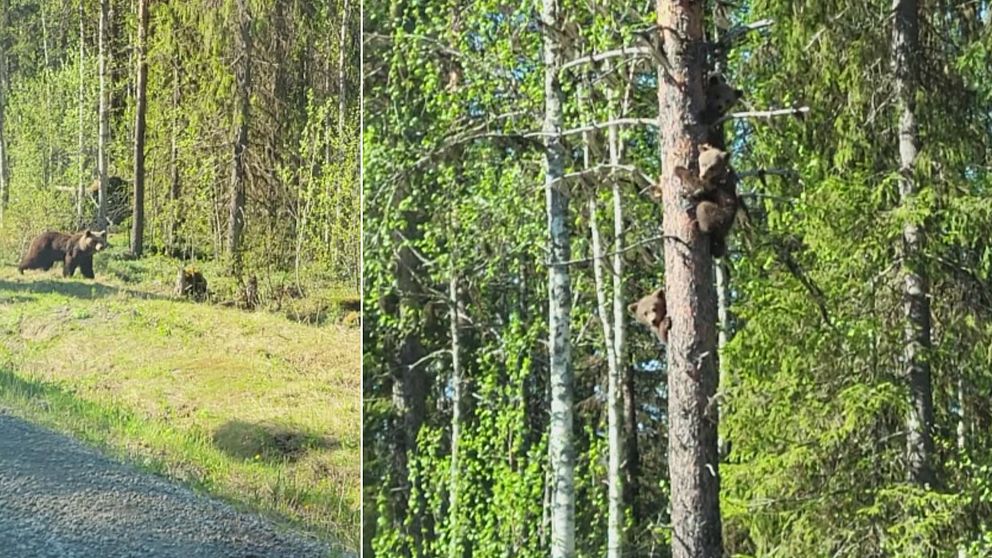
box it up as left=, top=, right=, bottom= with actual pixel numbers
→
left=18, top=229, right=109, bottom=279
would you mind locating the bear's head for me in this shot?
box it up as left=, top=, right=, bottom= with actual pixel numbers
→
left=78, top=229, right=109, bottom=253
left=704, top=73, right=743, bottom=119
left=698, top=143, right=730, bottom=182
left=628, top=287, right=667, bottom=330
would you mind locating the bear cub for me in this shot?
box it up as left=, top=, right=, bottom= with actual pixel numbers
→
left=701, top=73, right=743, bottom=125
left=19, top=229, right=109, bottom=279
left=676, top=144, right=741, bottom=258
left=628, top=287, right=671, bottom=345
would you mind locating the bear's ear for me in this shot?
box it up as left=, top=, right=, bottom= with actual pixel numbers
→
left=734, top=89, right=744, bottom=99
left=708, top=75, right=721, bottom=86
left=627, top=302, right=638, bottom=314
left=83, top=228, right=93, bottom=236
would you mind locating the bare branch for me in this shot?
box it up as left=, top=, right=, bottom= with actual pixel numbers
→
left=552, top=163, right=655, bottom=189
left=720, top=106, right=810, bottom=124
left=525, top=118, right=658, bottom=139
left=561, top=45, right=653, bottom=72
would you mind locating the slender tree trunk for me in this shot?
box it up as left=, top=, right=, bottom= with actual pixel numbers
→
left=716, top=260, right=731, bottom=456
left=97, top=0, right=110, bottom=228
left=892, top=0, right=935, bottom=487
left=337, top=0, right=349, bottom=139
left=228, top=0, right=252, bottom=273
left=622, top=364, right=640, bottom=520
left=542, top=0, right=574, bottom=554
left=607, top=72, right=626, bottom=557
left=40, top=3, right=52, bottom=186
left=589, top=196, right=622, bottom=558
left=130, top=0, right=149, bottom=256
left=657, top=0, right=723, bottom=556
left=169, top=38, right=182, bottom=253
left=448, top=268, right=464, bottom=558
left=76, top=1, right=84, bottom=227
left=0, top=0, right=10, bottom=224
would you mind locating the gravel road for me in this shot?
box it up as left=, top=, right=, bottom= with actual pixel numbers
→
left=0, top=410, right=345, bottom=558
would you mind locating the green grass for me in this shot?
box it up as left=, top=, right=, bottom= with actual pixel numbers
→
left=0, top=250, right=360, bottom=553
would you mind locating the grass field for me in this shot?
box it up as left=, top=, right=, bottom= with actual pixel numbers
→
left=0, top=248, right=360, bottom=553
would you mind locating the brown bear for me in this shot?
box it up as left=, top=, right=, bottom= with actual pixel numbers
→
left=18, top=229, right=109, bottom=279
left=701, top=73, right=744, bottom=125
left=675, top=144, right=742, bottom=258
left=628, top=287, right=671, bottom=345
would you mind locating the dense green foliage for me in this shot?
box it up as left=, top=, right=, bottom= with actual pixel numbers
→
left=0, top=0, right=359, bottom=289
left=363, top=0, right=992, bottom=556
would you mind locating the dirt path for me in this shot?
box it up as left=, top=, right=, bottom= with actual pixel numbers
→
left=0, top=410, right=343, bottom=558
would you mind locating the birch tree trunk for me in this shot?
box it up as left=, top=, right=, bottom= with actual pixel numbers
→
left=589, top=196, right=622, bottom=558
left=448, top=268, right=464, bottom=558
left=542, top=0, right=574, bottom=554
left=130, top=0, right=149, bottom=256
left=608, top=75, right=626, bottom=558
left=97, top=0, right=110, bottom=228
left=892, top=0, right=935, bottom=487
left=657, top=0, right=723, bottom=555
left=228, top=0, right=252, bottom=273
left=0, top=0, right=10, bottom=223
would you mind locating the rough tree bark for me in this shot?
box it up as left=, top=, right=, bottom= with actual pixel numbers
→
left=97, top=0, right=110, bottom=228
left=130, top=0, right=149, bottom=256
left=657, top=0, right=723, bottom=556
left=542, top=0, right=575, bottom=554
left=228, top=0, right=252, bottom=272
left=892, top=0, right=935, bottom=487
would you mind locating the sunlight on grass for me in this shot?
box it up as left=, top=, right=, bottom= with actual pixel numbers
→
left=0, top=259, right=360, bottom=552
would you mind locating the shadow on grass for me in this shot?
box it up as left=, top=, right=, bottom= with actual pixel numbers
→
left=212, top=420, right=340, bottom=463
left=0, top=278, right=169, bottom=301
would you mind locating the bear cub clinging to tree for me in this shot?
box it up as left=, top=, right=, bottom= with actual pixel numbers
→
left=19, top=229, right=109, bottom=279
left=628, top=287, right=671, bottom=345
left=675, top=143, right=742, bottom=258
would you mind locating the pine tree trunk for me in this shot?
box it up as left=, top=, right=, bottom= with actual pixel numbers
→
left=130, top=0, right=149, bottom=256
left=228, top=0, right=251, bottom=272
left=97, top=0, right=110, bottom=228
left=892, top=0, right=935, bottom=487
left=657, top=0, right=723, bottom=555
left=542, top=0, right=574, bottom=554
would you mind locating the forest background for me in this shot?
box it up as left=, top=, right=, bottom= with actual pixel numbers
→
left=363, top=0, right=992, bottom=556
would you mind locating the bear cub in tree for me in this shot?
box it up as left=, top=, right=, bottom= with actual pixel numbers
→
left=628, top=287, right=671, bottom=345
left=19, top=229, right=108, bottom=279
left=675, top=144, right=741, bottom=258
left=701, top=73, right=743, bottom=125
